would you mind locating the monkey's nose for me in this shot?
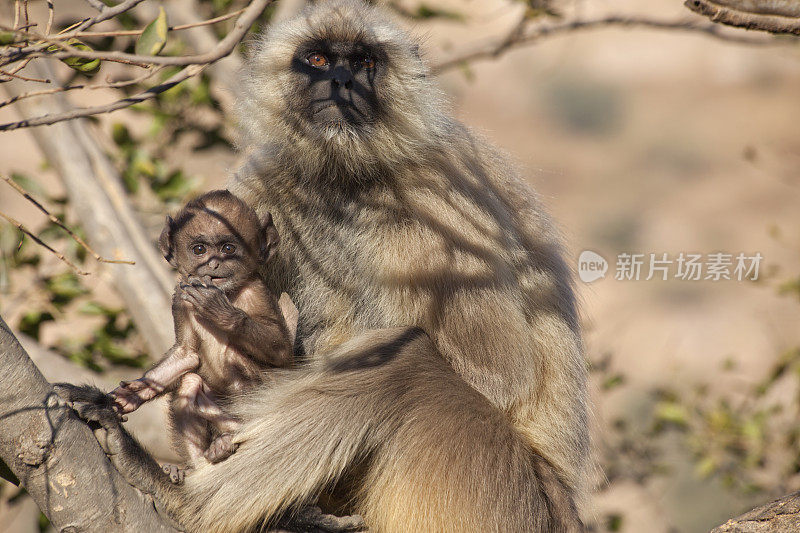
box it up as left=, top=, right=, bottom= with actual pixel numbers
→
left=208, top=258, right=220, bottom=269
left=331, top=67, right=353, bottom=90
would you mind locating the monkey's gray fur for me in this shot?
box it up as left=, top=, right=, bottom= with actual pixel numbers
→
left=63, top=1, right=590, bottom=531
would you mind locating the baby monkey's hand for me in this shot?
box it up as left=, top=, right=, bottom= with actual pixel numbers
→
left=180, top=276, right=243, bottom=330
left=111, top=378, right=161, bottom=414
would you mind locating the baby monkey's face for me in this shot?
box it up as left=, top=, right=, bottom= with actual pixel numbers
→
left=174, top=211, right=260, bottom=291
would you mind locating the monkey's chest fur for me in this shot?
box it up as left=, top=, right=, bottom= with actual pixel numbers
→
left=189, top=311, right=263, bottom=394
left=256, top=176, right=535, bottom=390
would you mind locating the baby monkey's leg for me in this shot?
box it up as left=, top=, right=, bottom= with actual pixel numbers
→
left=165, top=373, right=212, bottom=482
left=193, top=386, right=239, bottom=464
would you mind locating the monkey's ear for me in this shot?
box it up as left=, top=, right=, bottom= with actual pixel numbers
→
left=260, top=212, right=280, bottom=263
left=158, top=215, right=177, bottom=266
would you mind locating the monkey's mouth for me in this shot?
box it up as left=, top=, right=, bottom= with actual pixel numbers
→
left=311, top=101, right=368, bottom=126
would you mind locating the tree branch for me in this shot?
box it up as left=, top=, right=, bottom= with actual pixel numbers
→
left=0, top=63, right=205, bottom=131
left=18, top=333, right=178, bottom=462
left=713, top=491, right=800, bottom=532
left=3, top=0, right=272, bottom=68
left=0, top=314, right=178, bottom=531
left=685, top=0, right=800, bottom=35
left=432, top=15, right=791, bottom=74
left=2, top=59, right=176, bottom=356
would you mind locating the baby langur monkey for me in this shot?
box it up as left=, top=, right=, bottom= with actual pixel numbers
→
left=111, top=190, right=292, bottom=479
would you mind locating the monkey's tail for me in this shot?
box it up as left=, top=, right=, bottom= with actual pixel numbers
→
left=177, top=371, right=379, bottom=533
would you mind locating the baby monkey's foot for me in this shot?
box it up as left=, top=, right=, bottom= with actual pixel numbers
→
left=204, top=432, right=238, bottom=464
left=162, top=463, right=192, bottom=485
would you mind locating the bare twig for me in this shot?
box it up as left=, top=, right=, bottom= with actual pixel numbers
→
left=0, top=68, right=48, bottom=83
left=12, top=0, right=19, bottom=31
left=62, top=8, right=247, bottom=39
left=0, top=0, right=272, bottom=130
left=44, top=0, right=54, bottom=35
left=0, top=64, right=204, bottom=131
left=686, top=0, right=800, bottom=35
left=432, top=15, right=792, bottom=74
left=70, top=0, right=148, bottom=34
left=2, top=176, right=136, bottom=265
left=5, top=70, right=148, bottom=104
left=83, top=0, right=107, bottom=12
left=0, top=66, right=163, bottom=108
left=1, top=57, right=32, bottom=78
left=3, top=0, right=270, bottom=69
left=0, top=211, right=89, bottom=275
left=0, top=27, right=152, bottom=68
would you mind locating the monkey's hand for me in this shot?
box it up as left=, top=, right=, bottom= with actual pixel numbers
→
left=53, top=384, right=128, bottom=454
left=111, top=378, right=161, bottom=414
left=180, top=276, right=244, bottom=331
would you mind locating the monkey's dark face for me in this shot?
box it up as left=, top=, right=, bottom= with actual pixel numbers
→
left=291, top=40, right=383, bottom=130
left=172, top=212, right=260, bottom=292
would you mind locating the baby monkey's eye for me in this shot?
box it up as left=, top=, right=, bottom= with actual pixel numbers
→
left=221, top=243, right=236, bottom=255
left=192, top=244, right=207, bottom=255
left=360, top=57, right=375, bottom=69
left=306, top=53, right=329, bottom=68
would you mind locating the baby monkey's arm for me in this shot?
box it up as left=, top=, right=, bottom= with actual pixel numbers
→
left=112, top=344, right=200, bottom=413
left=112, top=290, right=200, bottom=413
left=181, top=277, right=292, bottom=367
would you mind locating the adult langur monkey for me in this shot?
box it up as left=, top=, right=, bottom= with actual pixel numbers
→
left=58, top=1, right=590, bottom=531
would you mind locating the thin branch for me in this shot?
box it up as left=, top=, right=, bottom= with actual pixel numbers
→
left=83, top=0, right=107, bottom=12
left=0, top=0, right=148, bottom=67
left=0, top=28, right=152, bottom=68
left=61, top=8, right=247, bottom=39
left=1, top=57, right=32, bottom=79
left=432, top=15, right=793, bottom=74
left=686, top=0, right=800, bottom=35
left=70, top=0, right=148, bottom=34
left=0, top=0, right=273, bottom=130
left=0, top=211, right=89, bottom=275
left=0, top=66, right=163, bottom=108
left=3, top=0, right=271, bottom=68
left=0, top=64, right=204, bottom=131
left=44, top=0, right=54, bottom=36
left=2, top=176, right=136, bottom=265
left=0, top=68, right=48, bottom=83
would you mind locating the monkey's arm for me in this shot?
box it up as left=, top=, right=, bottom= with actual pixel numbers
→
left=112, top=291, right=200, bottom=413
left=54, top=382, right=367, bottom=533
left=112, top=344, right=200, bottom=413
left=181, top=279, right=292, bottom=367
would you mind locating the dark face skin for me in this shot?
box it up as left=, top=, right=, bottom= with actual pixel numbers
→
left=292, top=40, right=384, bottom=128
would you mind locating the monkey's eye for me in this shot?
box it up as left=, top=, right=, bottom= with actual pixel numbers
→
left=359, top=57, right=375, bottom=70
left=221, top=243, right=236, bottom=255
left=306, top=53, right=329, bottom=68
left=192, top=244, right=207, bottom=255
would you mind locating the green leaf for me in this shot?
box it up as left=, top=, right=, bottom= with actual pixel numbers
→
left=602, top=373, right=625, bottom=391
left=695, top=456, right=717, bottom=479
left=654, top=401, right=689, bottom=427
left=412, top=4, right=463, bottom=20
left=46, top=272, right=88, bottom=306
left=18, top=310, right=54, bottom=340
left=10, top=173, right=46, bottom=197
left=47, top=39, right=101, bottom=75
left=0, top=31, right=17, bottom=46
left=136, top=7, right=169, bottom=56
left=79, top=301, right=111, bottom=316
